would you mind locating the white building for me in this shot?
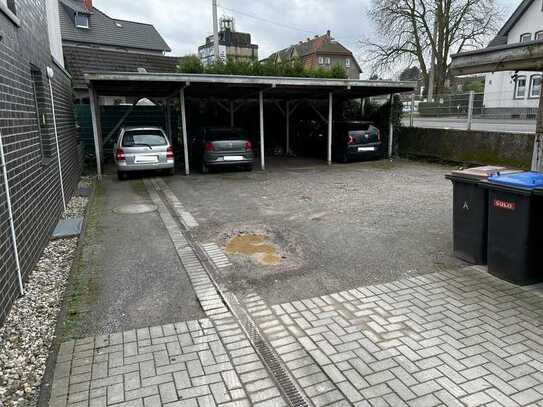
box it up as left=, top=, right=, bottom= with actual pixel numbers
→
left=483, top=0, right=542, bottom=118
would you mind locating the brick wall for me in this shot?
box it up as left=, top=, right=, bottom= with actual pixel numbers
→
left=0, top=0, right=81, bottom=323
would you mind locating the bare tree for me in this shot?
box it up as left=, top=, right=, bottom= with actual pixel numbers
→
left=363, top=0, right=503, bottom=96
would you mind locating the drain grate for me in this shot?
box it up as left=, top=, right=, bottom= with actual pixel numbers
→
left=223, top=291, right=310, bottom=407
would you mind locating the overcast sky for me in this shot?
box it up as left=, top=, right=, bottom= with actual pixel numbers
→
left=94, top=0, right=518, bottom=78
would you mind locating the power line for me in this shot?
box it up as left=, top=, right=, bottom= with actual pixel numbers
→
left=217, top=4, right=318, bottom=35
left=217, top=4, right=362, bottom=45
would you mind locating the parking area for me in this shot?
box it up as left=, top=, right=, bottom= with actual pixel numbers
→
left=164, top=158, right=466, bottom=305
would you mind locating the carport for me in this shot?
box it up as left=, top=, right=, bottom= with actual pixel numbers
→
left=85, top=73, right=415, bottom=178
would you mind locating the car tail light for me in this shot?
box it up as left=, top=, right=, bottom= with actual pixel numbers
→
left=166, top=146, right=174, bottom=160
left=245, top=141, right=253, bottom=151
left=204, top=142, right=214, bottom=152
left=377, top=129, right=381, bottom=141
left=347, top=135, right=355, bottom=145
left=115, top=148, right=125, bottom=161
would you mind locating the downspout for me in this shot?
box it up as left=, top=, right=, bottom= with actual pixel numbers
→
left=47, top=67, right=67, bottom=212
left=0, top=129, right=24, bottom=295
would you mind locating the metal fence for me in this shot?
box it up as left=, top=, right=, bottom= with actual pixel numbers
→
left=401, top=91, right=538, bottom=134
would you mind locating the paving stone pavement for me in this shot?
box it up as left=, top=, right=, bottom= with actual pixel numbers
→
left=244, top=267, right=543, bottom=407
left=49, top=178, right=543, bottom=407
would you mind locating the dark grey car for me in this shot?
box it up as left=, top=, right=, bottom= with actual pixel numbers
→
left=193, top=128, right=255, bottom=173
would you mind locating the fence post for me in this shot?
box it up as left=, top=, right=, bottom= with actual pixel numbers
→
left=467, top=91, right=475, bottom=131
left=410, top=94, right=415, bottom=127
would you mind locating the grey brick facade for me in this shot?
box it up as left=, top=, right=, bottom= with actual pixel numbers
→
left=0, top=0, right=81, bottom=323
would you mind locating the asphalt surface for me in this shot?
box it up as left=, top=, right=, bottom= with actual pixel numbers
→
left=165, top=157, right=466, bottom=305
left=403, top=117, right=537, bottom=133
left=69, top=174, right=204, bottom=338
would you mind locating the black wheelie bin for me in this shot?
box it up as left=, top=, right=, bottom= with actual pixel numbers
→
left=482, top=172, right=543, bottom=285
left=445, top=166, right=520, bottom=265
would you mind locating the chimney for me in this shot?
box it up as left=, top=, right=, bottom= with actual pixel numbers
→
left=83, top=0, right=93, bottom=11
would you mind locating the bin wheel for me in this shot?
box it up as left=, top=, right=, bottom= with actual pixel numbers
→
left=202, top=163, right=209, bottom=174
left=117, top=171, right=127, bottom=181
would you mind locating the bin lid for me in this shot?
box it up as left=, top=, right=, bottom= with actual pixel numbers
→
left=488, top=171, right=543, bottom=190
left=450, top=166, right=519, bottom=181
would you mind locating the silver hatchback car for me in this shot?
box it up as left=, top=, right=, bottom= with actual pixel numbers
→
left=114, top=127, right=175, bottom=180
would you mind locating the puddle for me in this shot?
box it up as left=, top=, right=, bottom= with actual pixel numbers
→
left=225, top=234, right=282, bottom=266
left=112, top=203, right=157, bottom=214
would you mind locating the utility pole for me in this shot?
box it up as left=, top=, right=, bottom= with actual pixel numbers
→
left=212, top=0, right=220, bottom=63
left=427, top=19, right=438, bottom=102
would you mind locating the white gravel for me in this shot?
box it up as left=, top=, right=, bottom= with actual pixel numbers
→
left=0, top=191, right=89, bottom=406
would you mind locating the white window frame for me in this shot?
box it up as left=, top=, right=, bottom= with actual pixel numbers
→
left=514, top=76, right=527, bottom=99
left=345, top=58, right=351, bottom=68
left=520, top=33, right=532, bottom=43
left=318, top=56, right=324, bottom=65
left=325, top=57, right=331, bottom=65
left=529, top=75, right=542, bottom=99
left=536, top=31, right=543, bottom=41
left=75, top=12, right=89, bottom=29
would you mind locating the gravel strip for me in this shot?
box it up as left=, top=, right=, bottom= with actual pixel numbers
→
left=0, top=192, right=89, bottom=406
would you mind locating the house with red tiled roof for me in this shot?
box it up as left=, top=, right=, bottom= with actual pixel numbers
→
left=265, top=31, right=362, bottom=79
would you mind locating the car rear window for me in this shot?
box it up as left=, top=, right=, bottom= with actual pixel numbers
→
left=206, top=129, right=247, bottom=141
left=122, top=130, right=167, bottom=147
left=341, top=123, right=372, bottom=131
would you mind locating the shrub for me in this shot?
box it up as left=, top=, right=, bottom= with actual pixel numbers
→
left=177, top=56, right=348, bottom=79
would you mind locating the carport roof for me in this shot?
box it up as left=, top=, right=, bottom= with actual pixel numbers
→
left=85, top=72, right=416, bottom=99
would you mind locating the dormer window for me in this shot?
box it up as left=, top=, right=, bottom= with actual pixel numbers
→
left=75, top=12, right=89, bottom=29
left=520, top=33, right=532, bottom=43
left=536, top=31, right=543, bottom=41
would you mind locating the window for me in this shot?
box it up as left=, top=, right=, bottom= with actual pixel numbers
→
left=122, top=130, right=167, bottom=147
left=30, top=67, right=51, bottom=159
left=74, top=12, right=89, bottom=28
left=530, top=75, right=542, bottom=98
left=345, top=58, right=351, bottom=68
left=514, top=76, right=527, bottom=99
left=325, top=57, right=331, bottom=65
left=536, top=31, right=543, bottom=41
left=520, top=33, right=532, bottom=43
left=0, top=0, right=16, bottom=14
left=318, top=56, right=324, bottom=65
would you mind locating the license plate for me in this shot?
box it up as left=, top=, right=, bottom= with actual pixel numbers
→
left=358, top=147, right=375, bottom=152
left=135, top=155, right=159, bottom=163
left=224, top=156, right=243, bottom=161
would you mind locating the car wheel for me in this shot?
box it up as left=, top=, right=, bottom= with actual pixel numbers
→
left=202, top=162, right=209, bottom=174
left=245, top=165, right=253, bottom=172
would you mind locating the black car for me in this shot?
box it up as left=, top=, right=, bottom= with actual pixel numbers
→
left=332, top=121, right=382, bottom=163
left=191, top=127, right=255, bottom=173
left=294, top=120, right=382, bottom=162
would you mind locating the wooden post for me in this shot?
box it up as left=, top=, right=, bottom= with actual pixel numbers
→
left=259, top=91, right=265, bottom=170
left=328, top=92, right=333, bottom=165
left=89, top=86, right=102, bottom=180
left=286, top=101, right=290, bottom=155
left=532, top=79, right=543, bottom=171
left=180, top=88, right=190, bottom=176
left=388, top=94, right=394, bottom=159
